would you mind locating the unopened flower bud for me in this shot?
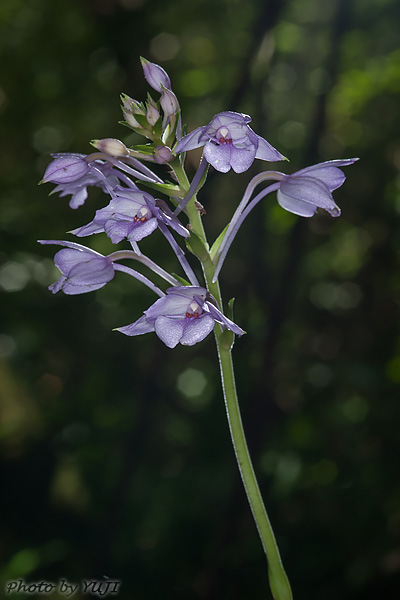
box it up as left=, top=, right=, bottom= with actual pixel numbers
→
left=121, top=94, right=147, bottom=129
left=91, top=138, right=128, bottom=157
left=121, top=94, right=143, bottom=114
left=124, top=112, right=142, bottom=128
left=146, top=102, right=161, bottom=127
left=160, top=88, right=180, bottom=117
left=141, top=57, right=171, bottom=93
left=153, top=145, right=173, bottom=164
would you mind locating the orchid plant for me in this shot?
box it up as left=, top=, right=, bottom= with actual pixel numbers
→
left=40, top=57, right=357, bottom=600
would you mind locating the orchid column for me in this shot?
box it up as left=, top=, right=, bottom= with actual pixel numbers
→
left=40, top=57, right=357, bottom=600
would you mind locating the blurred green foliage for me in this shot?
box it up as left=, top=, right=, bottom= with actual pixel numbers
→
left=1, top=0, right=400, bottom=599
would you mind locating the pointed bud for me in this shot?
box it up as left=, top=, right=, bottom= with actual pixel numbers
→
left=91, top=138, right=128, bottom=157
left=140, top=57, right=171, bottom=93
left=121, top=94, right=147, bottom=129
left=146, top=101, right=161, bottom=127
left=121, top=94, right=143, bottom=114
left=160, top=88, right=180, bottom=117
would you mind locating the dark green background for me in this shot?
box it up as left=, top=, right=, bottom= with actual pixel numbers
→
left=1, top=0, right=399, bottom=598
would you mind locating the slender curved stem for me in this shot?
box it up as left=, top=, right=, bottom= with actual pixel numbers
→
left=157, top=222, right=200, bottom=286
left=216, top=341, right=293, bottom=600
left=113, top=263, right=165, bottom=297
left=108, top=249, right=180, bottom=287
left=212, top=182, right=280, bottom=282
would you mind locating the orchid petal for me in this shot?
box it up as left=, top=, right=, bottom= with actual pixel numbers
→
left=204, top=302, right=245, bottom=336
left=255, top=135, right=286, bottom=162
left=116, top=315, right=155, bottom=337
left=42, top=155, right=89, bottom=184
left=180, top=315, right=215, bottom=345
left=294, top=159, right=358, bottom=191
left=229, top=144, right=257, bottom=173
left=204, top=142, right=232, bottom=173
left=277, top=189, right=318, bottom=217
left=279, top=176, right=341, bottom=216
left=154, top=316, right=184, bottom=348
left=174, top=126, right=206, bottom=153
left=127, top=218, right=158, bottom=242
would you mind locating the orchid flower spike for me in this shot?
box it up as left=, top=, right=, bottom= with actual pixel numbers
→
left=174, top=111, right=285, bottom=173
left=116, top=286, right=245, bottom=348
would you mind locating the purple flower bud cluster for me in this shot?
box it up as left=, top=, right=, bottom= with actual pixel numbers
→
left=40, top=58, right=357, bottom=348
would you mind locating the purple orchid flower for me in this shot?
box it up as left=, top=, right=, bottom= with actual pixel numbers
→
left=116, top=286, right=245, bottom=348
left=71, top=187, right=189, bottom=244
left=276, top=158, right=358, bottom=217
left=39, top=239, right=174, bottom=298
left=43, top=154, right=90, bottom=183
left=42, top=152, right=163, bottom=209
left=42, top=153, right=118, bottom=209
left=174, top=111, right=285, bottom=174
left=212, top=158, right=359, bottom=282
left=39, top=241, right=116, bottom=295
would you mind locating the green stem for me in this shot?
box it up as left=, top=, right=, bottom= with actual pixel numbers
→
left=216, top=342, right=293, bottom=600
left=172, top=158, right=292, bottom=599
left=172, top=159, right=222, bottom=303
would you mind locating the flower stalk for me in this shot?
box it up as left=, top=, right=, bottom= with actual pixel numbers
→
left=178, top=166, right=293, bottom=600
left=216, top=342, right=292, bottom=600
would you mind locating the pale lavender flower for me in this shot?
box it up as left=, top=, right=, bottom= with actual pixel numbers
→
left=276, top=159, right=358, bottom=217
left=42, top=154, right=90, bottom=183
left=42, top=153, right=119, bottom=209
left=71, top=187, right=189, bottom=243
left=39, top=240, right=172, bottom=298
left=141, top=57, right=171, bottom=93
left=212, top=158, right=358, bottom=282
left=174, top=111, right=285, bottom=174
left=39, top=241, right=115, bottom=295
left=42, top=152, right=163, bottom=209
left=116, top=286, right=245, bottom=348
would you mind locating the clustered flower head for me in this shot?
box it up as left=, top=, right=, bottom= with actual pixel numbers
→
left=40, top=58, right=358, bottom=348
